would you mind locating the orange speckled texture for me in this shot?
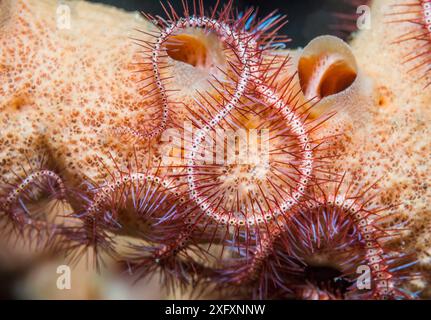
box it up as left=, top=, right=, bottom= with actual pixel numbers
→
left=1, top=0, right=158, bottom=185
left=0, top=0, right=430, bottom=298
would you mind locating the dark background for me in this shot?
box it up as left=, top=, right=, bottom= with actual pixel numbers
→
left=87, top=0, right=357, bottom=47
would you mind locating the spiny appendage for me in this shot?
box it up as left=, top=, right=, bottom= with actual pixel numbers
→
left=133, top=1, right=249, bottom=140
left=129, top=0, right=289, bottom=140
left=107, top=174, right=221, bottom=291
left=59, top=167, right=181, bottom=268
left=184, top=50, right=299, bottom=230
left=181, top=12, right=335, bottom=235
left=2, top=170, right=66, bottom=211
left=182, top=65, right=334, bottom=243
left=57, top=215, right=117, bottom=272
left=210, top=231, right=290, bottom=300
left=121, top=219, right=209, bottom=291
left=111, top=126, right=150, bottom=144
left=175, top=41, right=336, bottom=253
left=130, top=1, right=314, bottom=243
left=210, top=179, right=419, bottom=300
left=85, top=172, right=175, bottom=221
left=184, top=101, right=312, bottom=227
left=0, top=166, right=69, bottom=245
left=60, top=150, right=207, bottom=279
left=389, top=0, right=431, bottom=87
left=284, top=187, right=419, bottom=300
